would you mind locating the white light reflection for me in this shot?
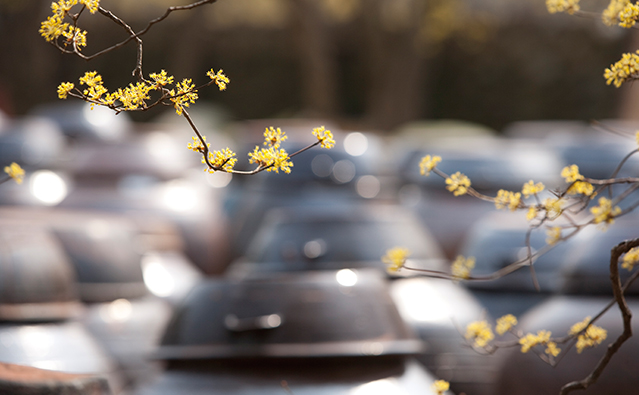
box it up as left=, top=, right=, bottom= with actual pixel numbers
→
left=336, top=269, right=358, bottom=287
left=29, top=170, right=68, bottom=205
left=351, top=378, right=405, bottom=395
left=391, top=279, right=451, bottom=324
left=356, top=175, right=380, bottom=199
left=142, top=254, right=175, bottom=297
left=206, top=171, right=233, bottom=188
left=344, top=132, right=368, bottom=157
left=18, top=326, right=54, bottom=358
left=100, top=298, right=133, bottom=324
left=160, top=179, right=199, bottom=212
left=332, top=159, right=356, bottom=183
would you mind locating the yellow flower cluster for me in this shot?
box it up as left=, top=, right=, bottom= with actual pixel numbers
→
left=519, top=330, right=560, bottom=356
left=57, top=82, right=75, bottom=99
left=207, top=69, right=230, bottom=91
left=590, top=197, right=622, bottom=226
left=465, top=320, right=494, bottom=348
left=546, top=226, right=562, bottom=245
left=560, top=164, right=593, bottom=196
left=543, top=197, right=563, bottom=218
left=248, top=127, right=294, bottom=173
left=604, top=51, right=639, bottom=88
left=603, top=0, right=630, bottom=26
left=445, top=172, right=471, bottom=196
left=522, top=180, right=545, bottom=198
left=622, top=247, right=639, bottom=271
left=494, top=189, right=521, bottom=211
left=312, top=126, right=335, bottom=149
left=496, top=314, right=518, bottom=335
left=150, top=70, right=175, bottom=87
left=419, top=155, right=442, bottom=176
left=39, top=0, right=99, bottom=49
left=451, top=255, right=475, bottom=279
left=382, top=246, right=410, bottom=273
left=4, top=162, right=25, bottom=184
left=619, top=2, right=639, bottom=27
left=206, top=148, right=237, bottom=173
left=432, top=380, right=450, bottom=395
left=546, top=0, right=580, bottom=14
left=569, top=317, right=607, bottom=353
left=170, top=79, right=198, bottom=116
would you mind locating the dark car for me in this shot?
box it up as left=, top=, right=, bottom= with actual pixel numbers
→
left=493, top=213, right=639, bottom=395
left=136, top=270, right=450, bottom=395
left=0, top=218, right=122, bottom=393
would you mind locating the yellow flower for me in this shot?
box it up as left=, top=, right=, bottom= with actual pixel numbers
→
left=622, top=247, right=639, bottom=271
left=526, top=206, right=538, bottom=221
left=519, top=330, right=552, bottom=353
left=39, top=15, right=69, bottom=42
left=605, top=51, right=639, bottom=88
left=545, top=341, right=561, bottom=357
left=522, top=180, right=545, bottom=198
left=4, top=162, right=25, bottom=184
left=263, top=127, right=288, bottom=148
left=569, top=317, right=607, bottom=353
left=543, top=197, right=563, bottom=218
left=451, top=255, right=475, bottom=279
left=590, top=197, right=621, bottom=226
left=248, top=146, right=293, bottom=173
left=62, top=26, right=87, bottom=49
left=187, top=136, right=209, bottom=153
left=603, top=0, right=630, bottom=26
left=567, top=181, right=594, bottom=196
left=619, top=2, right=639, bottom=27
left=207, top=148, right=237, bottom=172
left=445, top=172, right=471, bottom=196
left=57, top=82, right=75, bottom=99
left=207, top=69, right=230, bottom=91
left=561, top=164, right=583, bottom=183
left=560, top=165, right=593, bottom=195
left=432, top=380, right=450, bottom=395
left=496, top=314, right=518, bottom=335
left=419, top=155, right=441, bottom=176
left=494, top=189, right=521, bottom=211
left=546, top=0, right=580, bottom=14
left=546, top=226, right=562, bottom=245
left=79, top=0, right=100, bottom=14
left=312, top=126, right=335, bottom=149
left=169, top=78, right=198, bottom=115
left=79, top=71, right=102, bottom=88
left=150, top=70, right=174, bottom=87
left=382, top=247, right=410, bottom=273
left=465, top=320, right=494, bottom=348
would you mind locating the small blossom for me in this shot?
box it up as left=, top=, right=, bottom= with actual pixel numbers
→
left=452, top=255, right=475, bottom=279
left=432, top=380, right=450, bottom=395
left=57, top=82, right=75, bottom=99
left=522, top=180, right=545, bottom=198
left=149, top=70, right=174, bottom=87
left=4, top=162, right=25, bottom=184
left=543, top=197, right=563, bottom=218
left=446, top=172, right=471, bottom=196
left=526, top=206, right=538, bottom=221
left=603, top=0, right=630, bottom=25
left=622, top=247, right=639, bottom=271
left=546, top=226, right=562, bottom=245
left=207, top=69, right=230, bottom=91
left=569, top=317, right=607, bottom=353
left=519, top=330, right=552, bottom=353
left=187, top=136, right=209, bottom=153
left=605, top=51, right=639, bottom=88
left=494, top=189, right=521, bottom=211
left=62, top=26, right=87, bottom=49
left=263, top=127, right=288, bottom=148
left=382, top=247, right=410, bottom=273
left=312, top=126, right=335, bottom=149
left=567, top=181, right=594, bottom=196
left=561, top=164, right=584, bottom=183
left=248, top=146, right=293, bottom=173
left=79, top=71, right=102, bottom=88
left=546, top=0, right=580, bottom=14
left=40, top=15, right=69, bottom=42
left=545, top=341, right=561, bottom=357
left=419, top=155, right=442, bottom=176
left=590, top=197, right=621, bottom=226
left=496, top=314, right=518, bottom=335
left=79, top=0, right=100, bottom=13
left=560, top=165, right=593, bottom=195
left=207, top=148, right=237, bottom=172
left=465, top=320, right=494, bottom=348
left=619, top=2, right=639, bottom=27
left=169, top=78, right=198, bottom=115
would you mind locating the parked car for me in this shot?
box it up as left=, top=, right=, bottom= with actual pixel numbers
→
left=493, top=213, right=639, bottom=395
left=0, top=218, right=122, bottom=393
left=136, top=270, right=451, bottom=395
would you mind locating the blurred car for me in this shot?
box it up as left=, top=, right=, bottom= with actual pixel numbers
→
left=0, top=218, right=123, bottom=393
left=226, top=203, right=497, bottom=395
left=136, top=270, right=450, bottom=395
left=458, top=211, right=575, bottom=318
left=393, top=135, right=564, bottom=259
left=226, top=203, right=447, bottom=277
left=493, top=213, right=639, bottom=395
